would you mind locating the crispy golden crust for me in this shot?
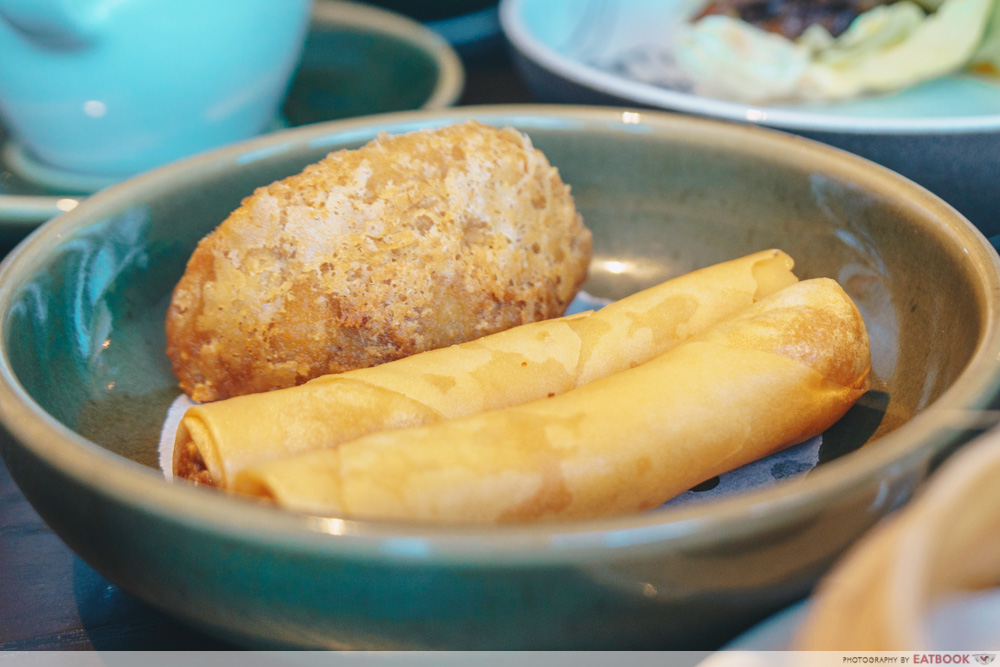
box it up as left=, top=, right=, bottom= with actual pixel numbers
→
left=172, top=251, right=799, bottom=488
left=233, top=278, right=871, bottom=523
left=165, top=121, right=592, bottom=402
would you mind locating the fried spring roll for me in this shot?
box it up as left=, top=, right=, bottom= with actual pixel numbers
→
left=174, top=250, right=798, bottom=487
left=234, top=278, right=871, bottom=522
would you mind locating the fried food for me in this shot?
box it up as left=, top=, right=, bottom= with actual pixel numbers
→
left=172, top=250, right=798, bottom=488
left=794, top=433, right=1000, bottom=649
left=165, top=121, right=592, bottom=402
left=233, top=278, right=871, bottom=523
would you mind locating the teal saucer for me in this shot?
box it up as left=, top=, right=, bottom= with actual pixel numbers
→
left=0, top=0, right=464, bottom=244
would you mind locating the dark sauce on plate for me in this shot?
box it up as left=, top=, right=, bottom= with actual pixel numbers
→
left=693, top=0, right=914, bottom=40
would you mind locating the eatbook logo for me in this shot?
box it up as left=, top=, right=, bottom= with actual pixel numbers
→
left=975, top=656, right=996, bottom=665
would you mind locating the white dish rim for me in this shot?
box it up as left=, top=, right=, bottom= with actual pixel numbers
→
left=499, top=0, right=1000, bottom=135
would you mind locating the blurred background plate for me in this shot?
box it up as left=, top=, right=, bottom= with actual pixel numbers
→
left=0, top=124, right=84, bottom=245
left=0, top=0, right=464, bottom=243
left=718, top=602, right=807, bottom=652
left=283, top=0, right=464, bottom=126
left=499, top=0, right=1000, bottom=237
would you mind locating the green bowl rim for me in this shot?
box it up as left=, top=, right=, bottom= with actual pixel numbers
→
left=1, top=104, right=998, bottom=566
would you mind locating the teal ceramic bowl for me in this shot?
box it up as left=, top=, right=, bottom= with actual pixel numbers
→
left=1, top=106, right=999, bottom=650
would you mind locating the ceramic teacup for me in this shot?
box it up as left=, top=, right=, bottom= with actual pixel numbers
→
left=0, top=0, right=312, bottom=180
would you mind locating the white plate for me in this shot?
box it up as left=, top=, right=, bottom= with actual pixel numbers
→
left=712, top=585, right=1000, bottom=656
left=500, top=0, right=1000, bottom=238
left=499, top=0, right=1000, bottom=134
left=722, top=602, right=808, bottom=651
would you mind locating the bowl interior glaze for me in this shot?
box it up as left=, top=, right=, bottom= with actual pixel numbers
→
left=6, top=113, right=989, bottom=465
left=1, top=107, right=998, bottom=649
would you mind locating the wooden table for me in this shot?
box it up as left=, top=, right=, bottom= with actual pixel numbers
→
left=0, top=33, right=536, bottom=651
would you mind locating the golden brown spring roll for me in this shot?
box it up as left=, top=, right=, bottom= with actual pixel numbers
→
left=235, top=277, right=870, bottom=522
left=174, top=249, right=798, bottom=487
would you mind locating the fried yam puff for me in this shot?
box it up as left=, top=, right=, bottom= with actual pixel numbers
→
left=165, top=121, right=593, bottom=402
